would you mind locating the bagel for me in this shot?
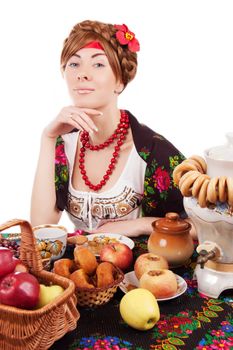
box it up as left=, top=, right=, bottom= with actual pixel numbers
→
left=178, top=170, right=198, bottom=189
left=192, top=174, right=210, bottom=197
left=189, top=155, right=207, bottom=173
left=197, top=178, right=209, bottom=208
left=182, top=158, right=203, bottom=173
left=226, top=177, right=233, bottom=205
left=207, top=177, right=219, bottom=204
left=218, top=176, right=227, bottom=203
left=173, top=163, right=197, bottom=185
left=179, top=171, right=200, bottom=197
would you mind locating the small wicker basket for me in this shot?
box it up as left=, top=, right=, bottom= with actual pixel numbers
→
left=0, top=219, right=80, bottom=350
left=75, top=265, right=124, bottom=307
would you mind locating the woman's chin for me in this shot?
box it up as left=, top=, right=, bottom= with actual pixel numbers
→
left=73, top=101, right=98, bottom=109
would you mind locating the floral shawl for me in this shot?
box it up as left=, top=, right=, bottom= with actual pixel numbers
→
left=55, top=111, right=186, bottom=218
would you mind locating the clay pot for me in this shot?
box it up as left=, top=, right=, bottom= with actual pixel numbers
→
left=147, top=212, right=194, bottom=267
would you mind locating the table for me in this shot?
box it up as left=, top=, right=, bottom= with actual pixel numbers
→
left=50, top=236, right=233, bottom=350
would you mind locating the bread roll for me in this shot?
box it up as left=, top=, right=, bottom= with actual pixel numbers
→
left=74, top=247, right=98, bottom=275
left=70, top=269, right=95, bottom=289
left=96, top=262, right=115, bottom=288
left=54, top=258, right=74, bottom=278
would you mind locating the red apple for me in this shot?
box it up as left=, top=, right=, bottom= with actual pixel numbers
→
left=139, top=269, right=178, bottom=299
left=100, top=242, right=133, bottom=271
left=0, top=247, right=17, bottom=278
left=134, top=253, right=169, bottom=280
left=0, top=272, right=40, bottom=309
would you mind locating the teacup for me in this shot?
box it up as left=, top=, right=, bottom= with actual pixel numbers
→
left=33, top=224, right=67, bottom=261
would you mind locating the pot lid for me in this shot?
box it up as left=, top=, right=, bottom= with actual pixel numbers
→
left=153, top=212, right=191, bottom=234
left=205, top=132, right=233, bottom=161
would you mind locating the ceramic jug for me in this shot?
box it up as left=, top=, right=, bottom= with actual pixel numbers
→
left=147, top=212, right=194, bottom=267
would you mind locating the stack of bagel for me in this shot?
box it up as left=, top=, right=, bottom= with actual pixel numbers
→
left=173, top=155, right=233, bottom=207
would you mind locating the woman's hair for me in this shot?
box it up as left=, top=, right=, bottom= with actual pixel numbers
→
left=61, top=20, right=138, bottom=87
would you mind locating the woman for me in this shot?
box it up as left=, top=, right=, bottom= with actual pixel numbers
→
left=31, top=20, right=187, bottom=236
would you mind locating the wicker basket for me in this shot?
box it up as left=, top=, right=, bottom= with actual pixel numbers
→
left=0, top=219, right=80, bottom=350
left=75, top=265, right=124, bottom=307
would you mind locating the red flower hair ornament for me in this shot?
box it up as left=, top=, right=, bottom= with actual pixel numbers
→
left=114, top=24, right=140, bottom=52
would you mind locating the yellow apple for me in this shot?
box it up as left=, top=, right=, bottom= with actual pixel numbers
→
left=36, top=284, right=64, bottom=308
left=119, top=288, right=160, bottom=330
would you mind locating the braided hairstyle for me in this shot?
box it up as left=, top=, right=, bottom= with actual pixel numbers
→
left=61, top=20, right=138, bottom=87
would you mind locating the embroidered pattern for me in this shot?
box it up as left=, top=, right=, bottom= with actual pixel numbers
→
left=140, top=150, right=185, bottom=214
left=69, top=335, right=144, bottom=350
left=67, top=186, right=143, bottom=227
left=195, top=315, right=233, bottom=349
left=67, top=193, right=85, bottom=220
left=55, top=136, right=68, bottom=190
left=142, top=299, right=231, bottom=350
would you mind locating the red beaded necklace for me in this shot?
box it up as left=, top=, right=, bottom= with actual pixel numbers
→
left=79, top=110, right=129, bottom=191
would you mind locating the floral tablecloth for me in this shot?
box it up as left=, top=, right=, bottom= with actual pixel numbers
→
left=50, top=237, right=233, bottom=350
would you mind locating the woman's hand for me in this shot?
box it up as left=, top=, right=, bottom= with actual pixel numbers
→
left=86, top=217, right=156, bottom=237
left=43, top=106, right=102, bottom=139
left=86, top=217, right=197, bottom=239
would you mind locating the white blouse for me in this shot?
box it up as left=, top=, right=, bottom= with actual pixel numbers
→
left=62, top=132, right=147, bottom=231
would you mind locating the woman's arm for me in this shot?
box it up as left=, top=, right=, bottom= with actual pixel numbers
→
left=87, top=217, right=156, bottom=237
left=30, top=106, right=102, bottom=226
left=87, top=216, right=197, bottom=239
left=30, top=133, right=62, bottom=226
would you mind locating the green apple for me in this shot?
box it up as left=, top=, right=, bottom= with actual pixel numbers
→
left=119, top=288, right=160, bottom=330
left=36, top=284, right=64, bottom=308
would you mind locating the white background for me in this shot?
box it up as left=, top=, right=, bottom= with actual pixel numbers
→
left=0, top=0, right=232, bottom=232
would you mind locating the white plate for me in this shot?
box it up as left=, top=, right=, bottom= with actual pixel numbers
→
left=119, top=271, right=187, bottom=301
left=87, top=233, right=135, bottom=250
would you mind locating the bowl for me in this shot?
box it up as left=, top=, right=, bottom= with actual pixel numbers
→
left=33, top=224, right=67, bottom=261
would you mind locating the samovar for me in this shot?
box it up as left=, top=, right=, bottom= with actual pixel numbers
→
left=173, top=133, right=233, bottom=298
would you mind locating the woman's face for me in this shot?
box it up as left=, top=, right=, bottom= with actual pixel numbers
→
left=63, top=48, right=123, bottom=109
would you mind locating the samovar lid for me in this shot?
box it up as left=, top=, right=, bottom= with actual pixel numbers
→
left=205, top=132, right=233, bottom=161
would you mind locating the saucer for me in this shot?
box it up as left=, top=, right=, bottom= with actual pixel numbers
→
left=119, top=271, right=187, bottom=301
